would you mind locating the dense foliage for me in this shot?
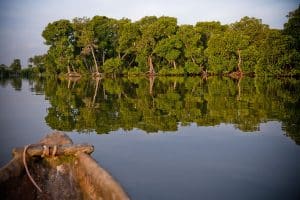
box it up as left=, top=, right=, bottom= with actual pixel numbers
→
left=38, top=6, right=300, bottom=77
left=0, top=59, right=22, bottom=77
left=0, top=56, right=46, bottom=78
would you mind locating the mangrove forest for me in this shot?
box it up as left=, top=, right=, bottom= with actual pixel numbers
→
left=1, top=5, right=299, bottom=78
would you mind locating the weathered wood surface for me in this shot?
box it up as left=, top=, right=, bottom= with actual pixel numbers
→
left=74, top=152, right=130, bottom=200
left=0, top=131, right=94, bottom=183
left=0, top=131, right=130, bottom=200
left=39, top=131, right=73, bottom=145
left=12, top=143, right=94, bottom=157
left=0, top=155, right=23, bottom=183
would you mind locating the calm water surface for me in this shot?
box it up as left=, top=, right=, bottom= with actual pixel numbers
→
left=0, top=77, right=299, bottom=200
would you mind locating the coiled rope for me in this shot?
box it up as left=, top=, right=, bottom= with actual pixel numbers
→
left=23, top=144, right=43, bottom=193
left=22, top=144, right=58, bottom=193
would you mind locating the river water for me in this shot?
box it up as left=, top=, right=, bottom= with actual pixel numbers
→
left=0, top=77, right=299, bottom=199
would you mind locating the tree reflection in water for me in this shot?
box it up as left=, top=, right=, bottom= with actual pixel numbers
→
left=36, top=76, right=300, bottom=144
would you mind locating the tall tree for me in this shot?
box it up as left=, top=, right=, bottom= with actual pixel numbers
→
left=154, top=35, right=182, bottom=69
left=116, top=21, right=140, bottom=68
left=136, top=16, right=178, bottom=75
left=74, top=18, right=99, bottom=75
left=42, top=20, right=76, bottom=75
left=195, top=21, right=227, bottom=48
left=28, top=55, right=46, bottom=74
left=10, top=59, right=21, bottom=72
left=256, top=29, right=300, bottom=76
left=283, top=5, right=300, bottom=51
left=91, top=16, right=119, bottom=65
left=205, top=30, right=249, bottom=74
left=177, top=25, right=205, bottom=74
left=231, top=17, right=269, bottom=74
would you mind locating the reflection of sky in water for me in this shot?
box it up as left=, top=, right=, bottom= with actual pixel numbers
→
left=0, top=79, right=300, bottom=200
left=0, top=80, right=52, bottom=166
left=70, top=121, right=300, bottom=200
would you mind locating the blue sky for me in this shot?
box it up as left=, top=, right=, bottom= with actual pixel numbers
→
left=0, top=0, right=298, bottom=66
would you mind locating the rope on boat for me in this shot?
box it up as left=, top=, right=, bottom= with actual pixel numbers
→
left=41, top=145, right=49, bottom=157
left=23, top=144, right=43, bottom=193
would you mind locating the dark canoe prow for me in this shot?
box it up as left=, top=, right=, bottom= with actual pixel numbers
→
left=0, top=131, right=130, bottom=200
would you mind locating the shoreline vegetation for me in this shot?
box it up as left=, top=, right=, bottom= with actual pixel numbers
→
left=1, top=5, right=299, bottom=79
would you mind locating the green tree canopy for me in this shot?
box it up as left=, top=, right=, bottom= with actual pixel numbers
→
left=39, top=6, right=300, bottom=77
left=10, top=59, right=21, bottom=72
left=284, top=5, right=300, bottom=51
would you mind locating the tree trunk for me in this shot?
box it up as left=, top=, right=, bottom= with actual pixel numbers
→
left=148, top=56, right=155, bottom=75
left=92, top=77, right=100, bottom=106
left=173, top=61, right=177, bottom=69
left=237, top=49, right=242, bottom=73
left=129, top=57, right=135, bottom=67
left=67, top=78, right=71, bottom=89
left=191, top=57, right=196, bottom=64
left=72, top=80, right=77, bottom=89
left=103, top=85, right=107, bottom=100
left=149, top=76, right=155, bottom=96
left=102, top=51, right=105, bottom=65
left=67, top=65, right=71, bottom=74
left=121, top=53, right=128, bottom=60
left=237, top=77, right=242, bottom=101
left=202, top=69, right=208, bottom=78
left=83, top=57, right=91, bottom=72
left=90, top=46, right=99, bottom=73
left=71, top=64, right=76, bottom=73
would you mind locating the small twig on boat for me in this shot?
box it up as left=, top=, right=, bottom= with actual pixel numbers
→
left=23, top=144, right=43, bottom=193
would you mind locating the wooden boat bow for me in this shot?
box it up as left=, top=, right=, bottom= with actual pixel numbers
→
left=0, top=131, right=130, bottom=200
